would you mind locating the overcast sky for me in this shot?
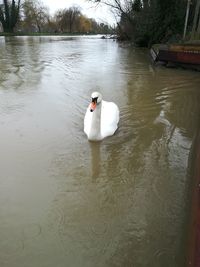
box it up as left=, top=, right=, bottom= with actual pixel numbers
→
left=42, top=0, right=117, bottom=25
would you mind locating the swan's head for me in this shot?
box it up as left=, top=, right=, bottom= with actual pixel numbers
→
left=90, top=92, right=102, bottom=112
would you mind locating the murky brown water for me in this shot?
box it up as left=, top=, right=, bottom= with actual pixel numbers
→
left=0, top=36, right=200, bottom=267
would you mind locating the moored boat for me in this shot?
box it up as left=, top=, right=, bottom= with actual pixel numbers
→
left=150, top=43, right=200, bottom=70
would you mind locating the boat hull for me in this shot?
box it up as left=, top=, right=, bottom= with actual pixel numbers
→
left=150, top=44, right=200, bottom=70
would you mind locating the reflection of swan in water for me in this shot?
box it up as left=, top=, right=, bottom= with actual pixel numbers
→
left=84, top=92, right=119, bottom=141
left=90, top=142, right=101, bottom=179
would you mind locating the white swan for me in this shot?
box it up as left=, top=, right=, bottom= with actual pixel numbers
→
left=84, top=92, right=119, bottom=141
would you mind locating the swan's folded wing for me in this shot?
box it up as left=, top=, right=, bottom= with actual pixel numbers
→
left=84, top=107, right=92, bottom=135
left=101, top=101, right=119, bottom=138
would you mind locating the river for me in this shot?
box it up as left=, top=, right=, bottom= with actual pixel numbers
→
left=0, top=36, right=200, bottom=267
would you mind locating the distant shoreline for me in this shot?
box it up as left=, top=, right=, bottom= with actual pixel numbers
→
left=0, top=32, right=112, bottom=37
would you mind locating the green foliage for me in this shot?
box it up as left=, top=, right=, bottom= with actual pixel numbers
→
left=132, top=0, right=142, bottom=12
left=119, top=0, right=187, bottom=46
left=0, top=0, right=21, bottom=32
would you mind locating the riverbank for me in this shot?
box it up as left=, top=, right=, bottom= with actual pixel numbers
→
left=187, top=130, right=200, bottom=267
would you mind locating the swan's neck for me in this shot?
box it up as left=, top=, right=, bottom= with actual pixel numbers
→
left=88, top=102, right=102, bottom=141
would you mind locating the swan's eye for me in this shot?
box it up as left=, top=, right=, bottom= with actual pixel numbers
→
left=92, top=97, right=98, bottom=103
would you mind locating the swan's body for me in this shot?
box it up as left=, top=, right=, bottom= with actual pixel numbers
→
left=84, top=92, right=119, bottom=141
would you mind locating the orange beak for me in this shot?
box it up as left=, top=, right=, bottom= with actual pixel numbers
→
left=90, top=101, right=97, bottom=112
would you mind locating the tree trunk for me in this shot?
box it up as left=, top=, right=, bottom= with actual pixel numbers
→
left=191, top=0, right=200, bottom=39
left=197, top=10, right=200, bottom=35
left=183, top=0, right=191, bottom=39
left=36, top=22, right=41, bottom=33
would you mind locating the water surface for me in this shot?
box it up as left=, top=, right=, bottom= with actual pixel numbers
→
left=0, top=36, right=200, bottom=267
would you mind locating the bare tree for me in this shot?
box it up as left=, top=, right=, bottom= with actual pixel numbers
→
left=90, top=0, right=133, bottom=22
left=68, top=6, right=81, bottom=33
left=22, top=0, right=49, bottom=32
left=54, top=6, right=81, bottom=33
